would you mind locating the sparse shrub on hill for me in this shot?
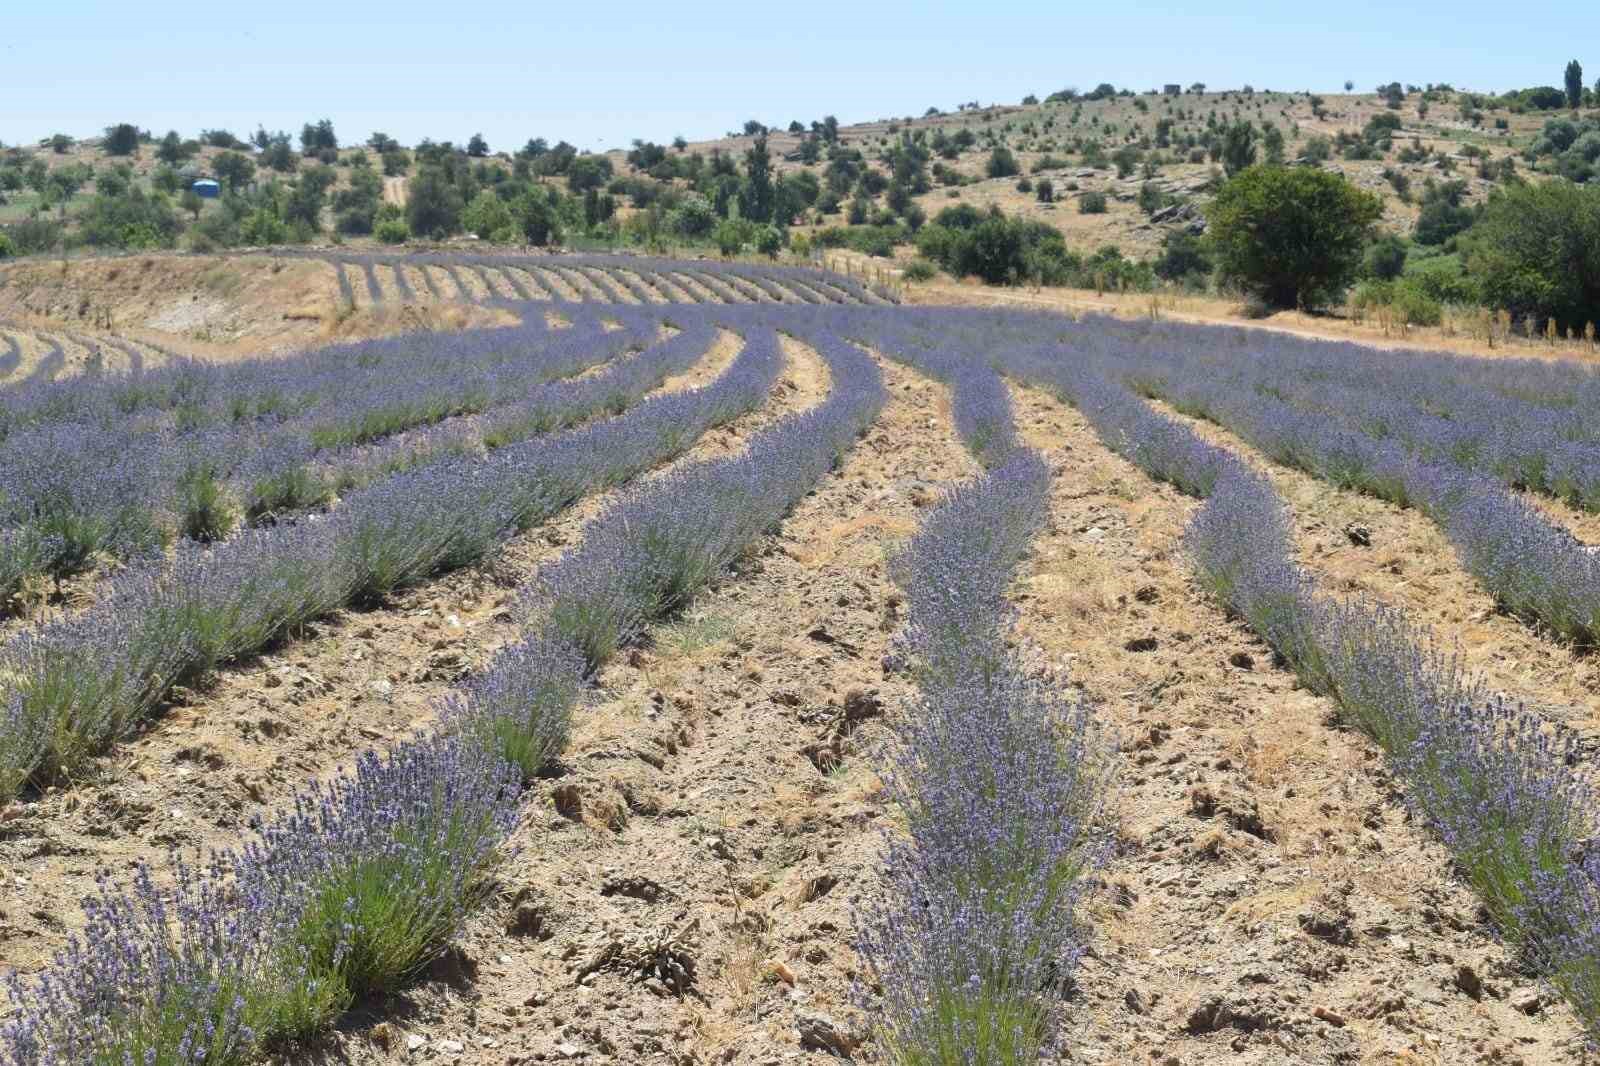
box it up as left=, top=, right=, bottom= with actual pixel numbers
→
left=1206, top=164, right=1382, bottom=309
left=1220, top=120, right=1256, bottom=176
left=1078, top=190, right=1107, bottom=213
left=985, top=146, right=1019, bottom=178
left=213, top=151, right=255, bottom=192
left=103, top=123, right=141, bottom=156
left=299, top=118, right=338, bottom=156
left=406, top=165, right=464, bottom=238
left=1035, top=178, right=1054, bottom=203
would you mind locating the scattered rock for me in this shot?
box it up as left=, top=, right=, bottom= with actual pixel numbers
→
left=406, top=1034, right=427, bottom=1053
left=800, top=873, right=838, bottom=902
left=1312, top=1005, right=1347, bottom=1027
left=1125, top=987, right=1147, bottom=1014
left=1455, top=963, right=1483, bottom=1000
left=1509, top=986, right=1544, bottom=1014
left=796, top=1011, right=858, bottom=1056
left=552, top=783, right=583, bottom=820
left=1228, top=651, right=1254, bottom=670
left=1297, top=905, right=1354, bottom=946
left=1124, top=636, right=1159, bottom=652
left=1185, top=995, right=1232, bottom=1034
left=1343, top=523, right=1373, bottom=547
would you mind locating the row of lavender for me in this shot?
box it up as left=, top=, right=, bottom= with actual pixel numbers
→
left=0, top=313, right=661, bottom=602
left=292, top=250, right=893, bottom=307
left=0, top=315, right=883, bottom=1065
left=0, top=314, right=765, bottom=800
left=848, top=312, right=1110, bottom=1064
left=1045, top=316, right=1600, bottom=646
left=1086, top=318, right=1600, bottom=504
left=964, top=310, right=1600, bottom=1040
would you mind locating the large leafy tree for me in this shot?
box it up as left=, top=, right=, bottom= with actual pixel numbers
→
left=1465, top=180, right=1600, bottom=330
left=1205, top=165, right=1382, bottom=309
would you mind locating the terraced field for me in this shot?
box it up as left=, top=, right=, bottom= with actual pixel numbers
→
left=2, top=255, right=1598, bottom=1066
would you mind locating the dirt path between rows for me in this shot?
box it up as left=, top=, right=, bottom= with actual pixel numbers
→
left=314, top=350, right=978, bottom=1065
left=1003, top=380, right=1586, bottom=1065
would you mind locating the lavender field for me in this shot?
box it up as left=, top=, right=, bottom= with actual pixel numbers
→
left=2, top=254, right=1598, bottom=1065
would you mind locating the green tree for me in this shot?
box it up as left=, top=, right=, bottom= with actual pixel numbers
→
left=103, top=123, right=141, bottom=156
left=1261, top=124, right=1286, bottom=165
left=406, top=166, right=464, bottom=237
left=741, top=135, right=774, bottom=223
left=283, top=166, right=335, bottom=233
left=1567, top=60, right=1585, bottom=111
left=1221, top=121, right=1257, bottom=176
left=1205, top=165, right=1383, bottom=308
left=1465, top=180, right=1600, bottom=330
left=467, top=133, right=490, bottom=158
left=513, top=187, right=561, bottom=246
left=49, top=134, right=73, bottom=154
left=180, top=187, right=204, bottom=220
left=334, top=163, right=384, bottom=234
left=213, top=151, right=256, bottom=191
left=566, top=154, right=611, bottom=193
left=461, top=189, right=513, bottom=239
left=156, top=130, right=189, bottom=164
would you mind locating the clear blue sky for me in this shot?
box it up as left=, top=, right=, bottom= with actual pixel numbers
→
left=3, top=1, right=1592, bottom=153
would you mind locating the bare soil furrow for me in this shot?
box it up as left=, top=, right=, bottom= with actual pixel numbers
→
left=307, top=349, right=975, bottom=1066
left=531, top=266, right=583, bottom=303
left=1005, top=380, right=1586, bottom=1065
left=419, top=264, right=459, bottom=301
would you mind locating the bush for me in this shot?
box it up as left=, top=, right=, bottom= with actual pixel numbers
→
left=1035, top=179, right=1054, bottom=203
left=374, top=218, right=409, bottom=244
left=1205, top=165, right=1382, bottom=308
left=902, top=258, right=938, bottom=282
left=986, top=147, right=1019, bottom=179
left=405, top=166, right=463, bottom=238
left=1351, top=278, right=1442, bottom=326
left=1465, top=180, right=1600, bottom=331
left=1364, top=233, right=1408, bottom=280
left=461, top=190, right=514, bottom=240
left=1015, top=177, right=1033, bottom=193
left=754, top=225, right=784, bottom=256
left=1414, top=198, right=1474, bottom=246
left=815, top=224, right=903, bottom=258
left=1078, top=191, right=1107, bottom=214
left=103, top=123, right=141, bottom=156
left=1153, top=229, right=1211, bottom=284
left=0, top=233, right=13, bottom=258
